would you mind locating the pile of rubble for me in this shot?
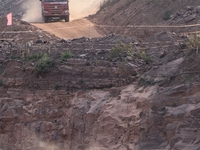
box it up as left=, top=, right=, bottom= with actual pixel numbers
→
left=0, top=17, right=58, bottom=43
left=0, top=15, right=192, bottom=91
left=0, top=17, right=146, bottom=90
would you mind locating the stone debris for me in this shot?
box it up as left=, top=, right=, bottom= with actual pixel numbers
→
left=170, top=6, right=200, bottom=24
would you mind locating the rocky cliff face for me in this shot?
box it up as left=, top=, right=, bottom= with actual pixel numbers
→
left=1, top=83, right=200, bottom=150
left=0, top=85, right=154, bottom=150
left=138, top=83, right=200, bottom=150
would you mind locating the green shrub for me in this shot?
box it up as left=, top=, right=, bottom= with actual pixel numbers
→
left=137, top=50, right=152, bottom=64
left=60, top=51, right=73, bottom=61
left=109, top=40, right=132, bottom=59
left=163, top=11, right=171, bottom=20
left=109, top=41, right=152, bottom=63
left=27, top=53, right=41, bottom=61
left=36, top=53, right=53, bottom=72
left=188, top=32, right=200, bottom=51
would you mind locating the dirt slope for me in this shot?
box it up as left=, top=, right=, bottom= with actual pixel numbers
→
left=32, top=18, right=104, bottom=39
left=90, top=0, right=200, bottom=36
left=93, top=0, right=200, bottom=25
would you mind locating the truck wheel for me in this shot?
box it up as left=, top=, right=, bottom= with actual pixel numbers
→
left=65, top=16, right=69, bottom=22
left=44, top=17, right=48, bottom=23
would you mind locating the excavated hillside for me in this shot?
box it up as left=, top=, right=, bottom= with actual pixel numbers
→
left=90, top=0, right=200, bottom=37
left=1, top=0, right=200, bottom=150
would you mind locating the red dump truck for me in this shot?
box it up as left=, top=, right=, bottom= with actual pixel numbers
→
left=39, top=0, right=69, bottom=23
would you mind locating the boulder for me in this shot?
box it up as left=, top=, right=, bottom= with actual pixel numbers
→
left=184, top=14, right=196, bottom=23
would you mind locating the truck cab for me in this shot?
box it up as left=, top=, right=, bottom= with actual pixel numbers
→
left=39, top=0, right=69, bottom=23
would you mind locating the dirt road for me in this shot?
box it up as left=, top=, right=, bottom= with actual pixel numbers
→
left=32, top=18, right=104, bottom=39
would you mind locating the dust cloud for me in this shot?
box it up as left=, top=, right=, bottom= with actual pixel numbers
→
left=22, top=0, right=43, bottom=22
left=22, top=0, right=103, bottom=22
left=70, top=0, right=104, bottom=20
left=19, top=131, right=102, bottom=150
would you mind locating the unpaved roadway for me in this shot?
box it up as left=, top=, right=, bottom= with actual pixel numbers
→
left=32, top=18, right=104, bottom=39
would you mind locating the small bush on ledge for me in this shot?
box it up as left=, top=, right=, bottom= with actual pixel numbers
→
left=36, top=53, right=53, bottom=73
left=60, top=51, right=73, bottom=62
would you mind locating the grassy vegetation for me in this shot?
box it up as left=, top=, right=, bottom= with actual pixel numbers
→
left=109, top=40, right=132, bottom=59
left=60, top=51, right=73, bottom=62
left=27, top=53, right=41, bottom=61
left=109, top=40, right=152, bottom=63
left=188, top=32, right=200, bottom=53
left=36, top=53, right=54, bottom=73
left=137, top=50, right=152, bottom=64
